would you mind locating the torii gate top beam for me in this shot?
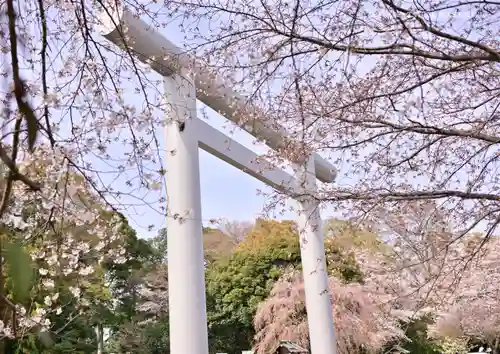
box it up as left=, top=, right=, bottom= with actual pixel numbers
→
left=97, top=5, right=337, bottom=184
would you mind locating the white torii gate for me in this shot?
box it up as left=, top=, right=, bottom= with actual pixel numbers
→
left=98, top=6, right=337, bottom=354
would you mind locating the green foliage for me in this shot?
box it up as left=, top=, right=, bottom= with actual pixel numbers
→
left=3, top=314, right=98, bottom=354
left=0, top=215, right=450, bottom=354
left=0, top=213, right=159, bottom=353
left=142, top=321, right=170, bottom=354
left=104, top=227, right=169, bottom=353
left=324, top=219, right=388, bottom=283
left=4, top=240, right=35, bottom=303
left=104, top=218, right=159, bottom=328
left=206, top=220, right=302, bottom=353
left=325, top=243, right=363, bottom=283
left=385, top=315, right=443, bottom=354
left=149, top=227, right=168, bottom=263
left=107, top=320, right=170, bottom=354
left=236, top=219, right=298, bottom=254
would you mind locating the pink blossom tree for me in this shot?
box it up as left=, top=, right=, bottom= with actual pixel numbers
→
left=253, top=270, right=405, bottom=354
left=430, top=236, right=500, bottom=351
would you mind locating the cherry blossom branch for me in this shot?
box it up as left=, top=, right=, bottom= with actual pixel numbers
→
left=380, top=0, right=500, bottom=61
left=36, top=0, right=55, bottom=147
left=0, top=143, right=41, bottom=194
left=1, top=0, right=43, bottom=217
left=345, top=118, right=499, bottom=143
left=299, top=189, right=500, bottom=203
left=182, top=2, right=500, bottom=62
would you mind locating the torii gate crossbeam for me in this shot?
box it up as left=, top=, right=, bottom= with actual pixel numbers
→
left=98, top=6, right=337, bottom=354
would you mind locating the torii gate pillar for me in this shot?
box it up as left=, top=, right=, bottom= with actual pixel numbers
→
left=163, top=73, right=209, bottom=354
left=295, top=157, right=337, bottom=354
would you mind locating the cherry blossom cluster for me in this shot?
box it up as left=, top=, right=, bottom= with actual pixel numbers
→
left=0, top=145, right=129, bottom=340
left=253, top=269, right=405, bottom=354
